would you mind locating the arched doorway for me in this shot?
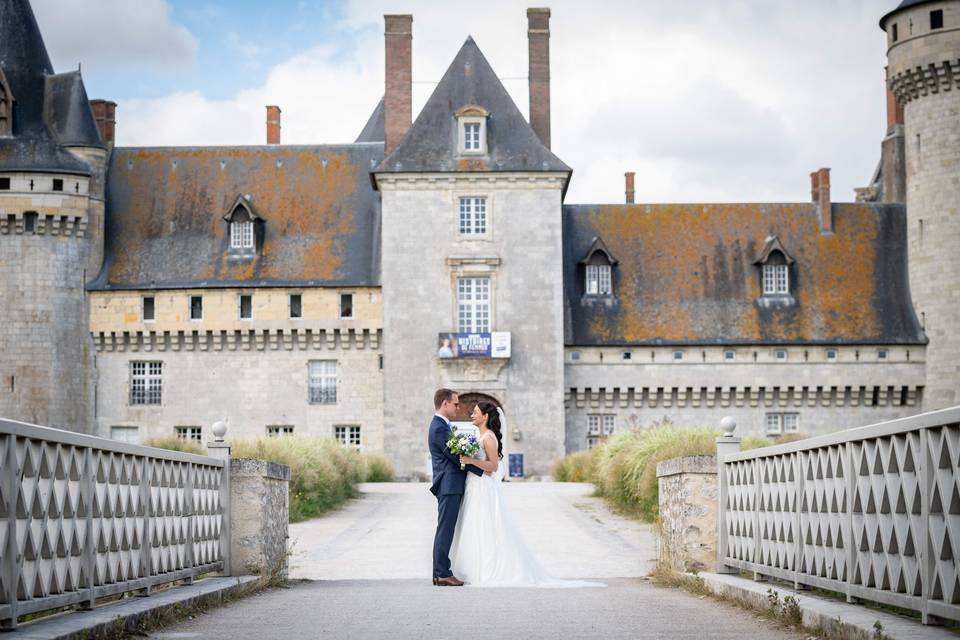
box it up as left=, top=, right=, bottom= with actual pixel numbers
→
left=451, top=392, right=501, bottom=423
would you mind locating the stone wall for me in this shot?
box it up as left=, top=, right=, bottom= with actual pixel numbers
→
left=656, top=455, right=718, bottom=573
left=564, top=344, right=926, bottom=452
left=230, top=458, right=291, bottom=577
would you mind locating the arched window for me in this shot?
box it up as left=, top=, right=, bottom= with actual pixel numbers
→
left=754, top=235, right=795, bottom=297
left=223, top=194, right=261, bottom=252
left=0, top=68, right=13, bottom=136
left=579, top=236, right=618, bottom=296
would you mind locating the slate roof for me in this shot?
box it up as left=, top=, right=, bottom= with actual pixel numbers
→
left=562, top=203, right=926, bottom=346
left=355, top=97, right=385, bottom=143
left=89, top=144, right=384, bottom=290
left=44, top=71, right=103, bottom=148
left=374, top=37, right=570, bottom=177
left=0, top=0, right=93, bottom=174
left=880, top=0, right=939, bottom=28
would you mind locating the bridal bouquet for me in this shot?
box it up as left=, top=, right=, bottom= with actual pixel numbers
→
left=446, top=427, right=481, bottom=470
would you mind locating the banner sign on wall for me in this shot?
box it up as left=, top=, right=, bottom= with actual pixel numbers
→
left=437, top=332, right=511, bottom=359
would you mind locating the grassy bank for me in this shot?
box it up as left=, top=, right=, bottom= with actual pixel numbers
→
left=552, top=425, right=805, bottom=521
left=148, top=436, right=395, bottom=523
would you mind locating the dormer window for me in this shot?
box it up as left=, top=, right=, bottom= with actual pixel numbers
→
left=579, top=236, right=618, bottom=297
left=223, top=194, right=262, bottom=254
left=0, top=67, right=13, bottom=136
left=754, top=235, right=795, bottom=297
left=456, top=105, right=488, bottom=155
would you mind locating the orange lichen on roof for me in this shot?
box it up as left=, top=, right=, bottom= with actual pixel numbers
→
left=568, top=202, right=905, bottom=345
left=98, top=145, right=380, bottom=288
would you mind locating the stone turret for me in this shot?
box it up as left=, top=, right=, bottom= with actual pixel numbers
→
left=881, top=0, right=960, bottom=409
left=0, top=0, right=107, bottom=431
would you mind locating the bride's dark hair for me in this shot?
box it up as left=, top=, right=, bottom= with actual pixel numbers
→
left=477, top=401, right=503, bottom=459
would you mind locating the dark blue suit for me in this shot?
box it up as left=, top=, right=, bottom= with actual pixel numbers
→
left=429, top=415, right=482, bottom=578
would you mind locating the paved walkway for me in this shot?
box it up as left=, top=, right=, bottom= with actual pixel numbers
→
left=151, top=483, right=804, bottom=640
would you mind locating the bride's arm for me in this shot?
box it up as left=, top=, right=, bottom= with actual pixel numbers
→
left=460, top=435, right=499, bottom=475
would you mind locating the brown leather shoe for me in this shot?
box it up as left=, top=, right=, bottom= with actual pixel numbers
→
left=435, top=575, right=464, bottom=587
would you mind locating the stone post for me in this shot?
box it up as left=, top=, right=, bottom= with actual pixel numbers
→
left=716, top=416, right=741, bottom=574
left=206, top=420, right=232, bottom=577
left=656, top=455, right=718, bottom=573
left=230, top=458, right=291, bottom=578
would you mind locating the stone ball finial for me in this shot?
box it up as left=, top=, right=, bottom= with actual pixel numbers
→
left=720, top=416, right=737, bottom=437
left=212, top=419, right=228, bottom=442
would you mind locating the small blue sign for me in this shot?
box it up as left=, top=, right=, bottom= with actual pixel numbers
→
left=508, top=453, right=524, bottom=478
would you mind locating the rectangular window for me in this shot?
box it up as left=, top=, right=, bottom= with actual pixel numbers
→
left=0, top=177, right=10, bottom=190
left=52, top=178, right=63, bottom=192
left=602, top=414, right=615, bottom=435
left=586, top=265, right=599, bottom=295
left=783, top=413, right=800, bottom=433
left=340, top=293, right=353, bottom=319
left=463, top=122, right=481, bottom=151
left=570, top=351, right=581, bottom=361
left=931, top=9, right=943, bottom=29
left=878, top=349, right=888, bottom=360
left=190, top=295, right=203, bottom=320
left=763, top=264, right=789, bottom=294
left=458, top=197, right=487, bottom=235
left=230, top=220, right=254, bottom=249
left=457, top=277, right=490, bottom=333
left=267, top=425, right=295, bottom=437
left=334, top=425, right=361, bottom=448
left=239, top=294, right=252, bottom=320
left=585, top=265, right=612, bottom=295
left=174, top=426, right=202, bottom=442
left=130, top=361, right=162, bottom=405
left=308, top=360, right=337, bottom=404
left=110, top=426, right=140, bottom=444
left=24, top=211, right=37, bottom=233
left=622, top=351, right=632, bottom=361
left=765, top=413, right=783, bottom=435
left=724, top=350, right=736, bottom=361
left=892, top=23, right=899, bottom=41
left=673, top=351, right=684, bottom=361
left=142, top=296, right=155, bottom=322
left=587, top=415, right=601, bottom=436
left=289, top=294, right=302, bottom=319
left=775, top=349, right=787, bottom=360
left=826, top=349, right=837, bottom=361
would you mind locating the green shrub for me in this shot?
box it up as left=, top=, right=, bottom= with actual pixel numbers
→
left=232, top=437, right=363, bottom=522
left=552, top=450, right=596, bottom=482
left=361, top=453, right=395, bottom=482
left=146, top=436, right=205, bottom=455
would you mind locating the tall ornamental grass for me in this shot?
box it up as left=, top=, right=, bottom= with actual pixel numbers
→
left=553, top=425, right=807, bottom=522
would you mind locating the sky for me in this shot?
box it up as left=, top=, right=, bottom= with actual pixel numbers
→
left=31, top=0, right=895, bottom=204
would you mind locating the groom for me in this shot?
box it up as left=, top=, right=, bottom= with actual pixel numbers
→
left=429, top=388, right=482, bottom=586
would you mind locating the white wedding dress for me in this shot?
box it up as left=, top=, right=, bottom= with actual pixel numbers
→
left=449, top=433, right=603, bottom=588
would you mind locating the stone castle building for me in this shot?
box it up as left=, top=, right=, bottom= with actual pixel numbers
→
left=0, top=0, right=956, bottom=477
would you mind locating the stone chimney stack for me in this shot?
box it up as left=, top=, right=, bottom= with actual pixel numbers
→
left=812, top=167, right=832, bottom=233
left=266, top=105, right=281, bottom=144
left=624, top=172, right=635, bottom=204
left=89, top=99, right=117, bottom=145
left=384, top=14, right=413, bottom=155
left=527, top=8, right=551, bottom=148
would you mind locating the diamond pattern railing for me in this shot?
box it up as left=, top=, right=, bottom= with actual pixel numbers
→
left=720, top=407, right=960, bottom=624
left=0, top=419, right=227, bottom=629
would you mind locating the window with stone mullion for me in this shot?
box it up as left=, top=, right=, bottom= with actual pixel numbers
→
left=130, top=361, right=162, bottom=405
left=762, top=264, right=789, bottom=295
left=231, top=220, right=253, bottom=249
left=458, top=197, right=486, bottom=235
left=308, top=360, right=337, bottom=404
left=457, top=277, right=490, bottom=333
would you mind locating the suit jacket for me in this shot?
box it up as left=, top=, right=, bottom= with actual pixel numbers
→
left=429, top=415, right=482, bottom=496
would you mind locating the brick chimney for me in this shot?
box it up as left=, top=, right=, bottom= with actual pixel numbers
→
left=886, top=86, right=904, bottom=131
left=812, top=167, right=832, bottom=232
left=384, top=14, right=412, bottom=155
left=527, top=8, right=551, bottom=148
left=266, top=105, right=281, bottom=144
left=624, top=171, right=635, bottom=204
left=89, top=99, right=117, bottom=145
left=882, top=85, right=906, bottom=204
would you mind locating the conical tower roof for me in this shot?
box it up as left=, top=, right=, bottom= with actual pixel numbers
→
left=0, top=0, right=92, bottom=174
left=375, top=36, right=569, bottom=177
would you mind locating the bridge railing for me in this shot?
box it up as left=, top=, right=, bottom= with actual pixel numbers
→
left=718, top=406, right=960, bottom=624
left=0, top=418, right=229, bottom=630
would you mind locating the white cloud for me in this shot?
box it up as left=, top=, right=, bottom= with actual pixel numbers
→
left=79, top=0, right=891, bottom=203
left=31, top=0, right=197, bottom=69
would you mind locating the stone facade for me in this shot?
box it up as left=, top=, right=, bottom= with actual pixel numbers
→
left=885, top=1, right=960, bottom=410
left=656, top=455, right=718, bottom=573
left=89, top=287, right=383, bottom=448
left=229, top=457, right=291, bottom=577
left=564, top=345, right=926, bottom=452
left=379, top=174, right=568, bottom=478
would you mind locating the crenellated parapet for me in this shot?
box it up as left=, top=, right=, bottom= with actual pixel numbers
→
left=91, top=327, right=382, bottom=353
left=888, top=57, right=960, bottom=104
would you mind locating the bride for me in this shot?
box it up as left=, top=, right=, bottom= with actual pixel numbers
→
left=449, top=401, right=603, bottom=588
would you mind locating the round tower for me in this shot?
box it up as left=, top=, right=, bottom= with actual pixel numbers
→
left=881, top=0, right=960, bottom=410
left=0, top=0, right=106, bottom=432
